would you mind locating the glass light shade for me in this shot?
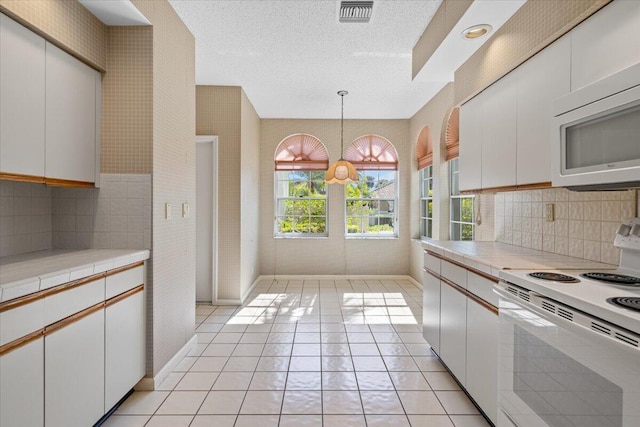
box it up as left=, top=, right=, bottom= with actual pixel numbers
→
left=325, top=159, right=358, bottom=184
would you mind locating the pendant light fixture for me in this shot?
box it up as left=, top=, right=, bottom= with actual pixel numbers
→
left=326, top=90, right=358, bottom=184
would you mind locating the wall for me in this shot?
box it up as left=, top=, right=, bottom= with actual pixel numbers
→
left=131, top=0, right=196, bottom=377
left=196, top=86, right=242, bottom=301
left=0, top=0, right=106, bottom=70
left=454, top=0, right=610, bottom=104
left=495, top=188, right=637, bottom=264
left=240, top=90, right=261, bottom=299
left=260, top=119, right=410, bottom=276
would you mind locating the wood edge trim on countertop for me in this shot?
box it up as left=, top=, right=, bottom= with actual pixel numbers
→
left=424, top=249, right=499, bottom=284
left=459, top=181, right=552, bottom=195
left=0, top=172, right=94, bottom=188
left=44, top=301, right=105, bottom=336
left=423, top=266, right=498, bottom=315
left=0, top=261, right=145, bottom=313
left=105, top=284, right=144, bottom=307
left=0, top=329, right=43, bottom=357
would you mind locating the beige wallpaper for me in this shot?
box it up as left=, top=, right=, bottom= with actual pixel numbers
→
left=131, top=0, right=196, bottom=377
left=412, top=0, right=472, bottom=79
left=260, top=119, right=411, bottom=277
left=196, top=86, right=243, bottom=302
left=454, top=0, right=610, bottom=105
left=0, top=0, right=106, bottom=71
left=496, top=188, right=637, bottom=265
left=101, top=26, right=153, bottom=174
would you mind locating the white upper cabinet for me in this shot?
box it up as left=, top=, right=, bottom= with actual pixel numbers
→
left=459, top=95, right=483, bottom=192
left=0, top=14, right=46, bottom=177
left=516, top=36, right=570, bottom=185
left=571, top=0, right=640, bottom=91
left=481, top=71, right=517, bottom=189
left=45, top=42, right=100, bottom=183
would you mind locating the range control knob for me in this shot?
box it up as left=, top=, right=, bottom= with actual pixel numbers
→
left=632, top=224, right=640, bottom=238
left=617, top=224, right=632, bottom=236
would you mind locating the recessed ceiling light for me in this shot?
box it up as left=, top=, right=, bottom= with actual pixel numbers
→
left=462, top=24, right=492, bottom=40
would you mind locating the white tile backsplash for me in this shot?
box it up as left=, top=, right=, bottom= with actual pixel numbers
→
left=495, top=188, right=637, bottom=263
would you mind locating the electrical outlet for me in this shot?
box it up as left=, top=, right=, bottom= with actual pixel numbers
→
left=544, top=203, right=555, bottom=222
left=165, top=203, right=172, bottom=220
left=182, top=203, right=190, bottom=218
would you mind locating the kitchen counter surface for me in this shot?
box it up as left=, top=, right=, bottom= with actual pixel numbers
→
left=0, top=249, right=150, bottom=302
left=421, top=239, right=617, bottom=277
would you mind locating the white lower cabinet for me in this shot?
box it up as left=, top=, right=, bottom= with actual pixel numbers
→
left=0, top=338, right=44, bottom=427
left=45, top=309, right=105, bottom=427
left=422, top=271, right=441, bottom=354
left=105, top=291, right=146, bottom=410
left=466, top=298, right=498, bottom=425
left=439, top=282, right=467, bottom=384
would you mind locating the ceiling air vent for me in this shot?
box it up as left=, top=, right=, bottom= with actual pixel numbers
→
left=339, top=1, right=373, bottom=23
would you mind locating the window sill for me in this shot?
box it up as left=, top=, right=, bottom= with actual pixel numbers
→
left=274, top=235, right=329, bottom=240
left=345, top=235, right=398, bottom=240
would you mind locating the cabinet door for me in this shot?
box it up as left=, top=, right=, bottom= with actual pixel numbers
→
left=516, top=36, right=570, bottom=185
left=45, top=309, right=105, bottom=427
left=0, top=338, right=44, bottom=427
left=466, top=299, right=498, bottom=424
left=0, top=14, right=45, bottom=176
left=422, top=271, right=441, bottom=354
left=481, top=72, right=517, bottom=189
left=105, top=291, right=145, bottom=410
left=459, top=95, right=482, bottom=192
left=45, top=42, right=97, bottom=183
left=571, top=0, right=640, bottom=91
left=439, top=282, right=467, bottom=384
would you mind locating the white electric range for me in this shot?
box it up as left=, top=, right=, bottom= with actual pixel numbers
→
left=495, top=217, right=640, bottom=427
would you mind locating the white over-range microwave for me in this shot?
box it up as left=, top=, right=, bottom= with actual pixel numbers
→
left=552, top=62, right=640, bottom=191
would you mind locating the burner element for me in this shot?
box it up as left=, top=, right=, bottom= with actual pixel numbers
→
left=528, top=272, right=580, bottom=283
left=582, top=272, right=640, bottom=286
left=607, top=297, right=640, bottom=312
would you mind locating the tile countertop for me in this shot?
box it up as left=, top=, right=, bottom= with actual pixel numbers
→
left=421, top=239, right=617, bottom=278
left=0, top=249, right=150, bottom=302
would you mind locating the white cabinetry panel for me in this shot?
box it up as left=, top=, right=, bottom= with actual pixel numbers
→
left=0, top=14, right=46, bottom=176
left=0, top=338, right=44, bottom=427
left=439, top=283, right=467, bottom=384
left=422, top=271, right=441, bottom=354
left=516, top=36, right=570, bottom=185
left=105, top=291, right=145, bottom=410
left=45, top=42, right=98, bottom=183
left=459, top=95, right=483, bottom=192
left=571, top=0, right=640, bottom=91
left=481, top=72, right=517, bottom=189
left=45, top=309, right=105, bottom=427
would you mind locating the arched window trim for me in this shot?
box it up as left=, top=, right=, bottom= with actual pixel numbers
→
left=444, top=107, right=460, bottom=161
left=274, top=133, right=329, bottom=171
left=416, top=125, right=433, bottom=170
left=345, top=134, right=398, bottom=171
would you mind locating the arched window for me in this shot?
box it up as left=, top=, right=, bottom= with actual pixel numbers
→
left=416, top=126, right=434, bottom=238
left=444, top=107, right=460, bottom=161
left=274, top=134, right=329, bottom=236
left=344, top=135, right=399, bottom=237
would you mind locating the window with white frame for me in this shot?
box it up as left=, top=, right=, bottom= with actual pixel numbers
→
left=420, top=166, right=433, bottom=238
left=274, top=134, right=328, bottom=237
left=344, top=135, right=399, bottom=237
left=449, top=158, right=475, bottom=240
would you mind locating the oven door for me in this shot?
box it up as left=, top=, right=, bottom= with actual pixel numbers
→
left=495, top=283, right=640, bottom=427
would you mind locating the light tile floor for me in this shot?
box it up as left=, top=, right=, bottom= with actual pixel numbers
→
left=104, top=278, right=490, bottom=427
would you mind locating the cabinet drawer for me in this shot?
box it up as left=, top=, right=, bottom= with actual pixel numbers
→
left=0, top=299, right=45, bottom=346
left=424, top=252, right=440, bottom=274
left=44, top=278, right=105, bottom=325
left=467, top=271, right=498, bottom=307
left=441, top=260, right=467, bottom=289
left=106, top=265, right=144, bottom=299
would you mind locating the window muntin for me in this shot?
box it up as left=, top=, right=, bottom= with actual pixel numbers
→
left=449, top=158, right=474, bottom=240
left=275, top=170, right=327, bottom=236
left=420, top=166, right=433, bottom=238
left=346, top=169, right=397, bottom=237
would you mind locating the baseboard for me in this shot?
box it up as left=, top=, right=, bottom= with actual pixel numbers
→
left=406, top=275, right=422, bottom=289
left=135, top=333, right=198, bottom=391
left=256, top=274, right=422, bottom=286
left=215, top=298, right=242, bottom=305
left=240, top=275, right=261, bottom=304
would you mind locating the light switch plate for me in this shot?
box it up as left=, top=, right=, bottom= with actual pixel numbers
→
left=182, top=203, right=190, bottom=218
left=544, top=203, right=554, bottom=222
left=165, top=203, right=172, bottom=220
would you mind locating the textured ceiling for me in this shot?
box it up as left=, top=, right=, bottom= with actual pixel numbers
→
left=168, top=0, right=444, bottom=119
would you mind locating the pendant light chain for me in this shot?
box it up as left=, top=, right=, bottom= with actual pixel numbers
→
left=340, top=92, right=345, bottom=157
